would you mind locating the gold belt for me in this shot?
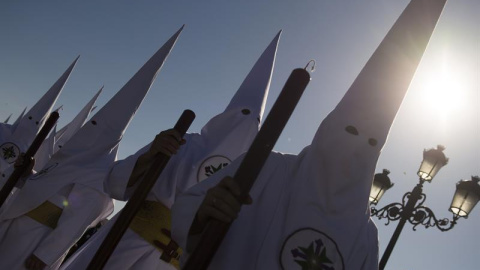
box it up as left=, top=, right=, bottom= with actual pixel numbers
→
left=129, top=200, right=182, bottom=269
left=25, top=201, right=63, bottom=229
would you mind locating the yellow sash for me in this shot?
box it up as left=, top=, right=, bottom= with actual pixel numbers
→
left=129, top=200, right=182, bottom=268
left=25, top=201, right=63, bottom=229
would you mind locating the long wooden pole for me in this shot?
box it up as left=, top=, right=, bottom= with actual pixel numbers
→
left=0, top=112, right=59, bottom=208
left=87, top=109, right=195, bottom=270
left=183, top=68, right=310, bottom=270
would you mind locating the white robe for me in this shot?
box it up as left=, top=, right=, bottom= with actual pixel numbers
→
left=60, top=213, right=174, bottom=270
left=172, top=112, right=380, bottom=270
left=61, top=126, right=261, bottom=270
left=0, top=183, right=113, bottom=269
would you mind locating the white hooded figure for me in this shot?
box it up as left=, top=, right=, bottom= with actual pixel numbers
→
left=60, top=31, right=281, bottom=270
left=0, top=26, right=183, bottom=270
left=171, top=1, right=447, bottom=270
left=0, top=58, right=78, bottom=174
left=33, top=88, right=103, bottom=172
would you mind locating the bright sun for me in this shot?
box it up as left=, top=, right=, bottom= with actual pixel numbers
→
left=419, top=63, right=467, bottom=117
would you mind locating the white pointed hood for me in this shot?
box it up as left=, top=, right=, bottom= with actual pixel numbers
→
left=0, top=27, right=183, bottom=220
left=224, top=30, right=281, bottom=121
left=59, top=26, right=182, bottom=160
left=320, top=0, right=447, bottom=148
left=199, top=31, right=281, bottom=151
left=0, top=57, right=78, bottom=171
left=54, top=87, right=103, bottom=153
left=308, top=0, right=448, bottom=215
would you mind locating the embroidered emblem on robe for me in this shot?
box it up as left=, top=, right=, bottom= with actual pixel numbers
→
left=0, top=142, right=20, bottom=164
left=197, top=155, right=231, bottom=182
left=280, top=228, right=344, bottom=270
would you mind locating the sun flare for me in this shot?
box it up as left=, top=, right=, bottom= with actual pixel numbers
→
left=419, top=63, right=468, bottom=117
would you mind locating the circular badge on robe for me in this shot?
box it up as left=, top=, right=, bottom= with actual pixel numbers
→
left=197, top=155, right=231, bottom=182
left=30, top=162, right=59, bottom=180
left=280, top=228, right=344, bottom=270
left=0, top=142, right=20, bottom=164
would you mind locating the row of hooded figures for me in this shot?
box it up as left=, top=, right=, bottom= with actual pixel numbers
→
left=0, top=1, right=448, bottom=269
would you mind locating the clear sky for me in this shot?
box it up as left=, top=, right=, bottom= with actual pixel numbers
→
left=0, top=0, right=478, bottom=269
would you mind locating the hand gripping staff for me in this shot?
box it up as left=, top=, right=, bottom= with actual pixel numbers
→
left=87, top=109, right=195, bottom=270
left=183, top=66, right=312, bottom=270
left=0, top=111, right=60, bottom=208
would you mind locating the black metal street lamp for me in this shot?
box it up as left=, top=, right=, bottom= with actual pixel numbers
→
left=370, top=145, right=480, bottom=270
left=449, top=176, right=480, bottom=218
left=370, top=169, right=394, bottom=205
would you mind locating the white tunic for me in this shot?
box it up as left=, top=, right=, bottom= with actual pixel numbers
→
left=0, top=183, right=113, bottom=269
left=60, top=113, right=263, bottom=270
left=172, top=114, right=380, bottom=270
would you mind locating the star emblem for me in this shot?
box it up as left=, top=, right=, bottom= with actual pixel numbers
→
left=291, top=239, right=335, bottom=270
left=2, top=146, right=17, bottom=160
left=0, top=142, right=20, bottom=163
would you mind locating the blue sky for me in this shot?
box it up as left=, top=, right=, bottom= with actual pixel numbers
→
left=1, top=1, right=478, bottom=269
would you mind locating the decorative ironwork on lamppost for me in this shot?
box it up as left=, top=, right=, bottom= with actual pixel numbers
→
left=370, top=145, right=480, bottom=270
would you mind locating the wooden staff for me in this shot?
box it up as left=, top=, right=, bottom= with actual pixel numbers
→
left=87, top=109, right=195, bottom=270
left=0, top=112, right=59, bottom=208
left=183, top=68, right=311, bottom=270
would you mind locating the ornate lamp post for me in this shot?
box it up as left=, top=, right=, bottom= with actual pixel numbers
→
left=370, top=146, right=480, bottom=270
